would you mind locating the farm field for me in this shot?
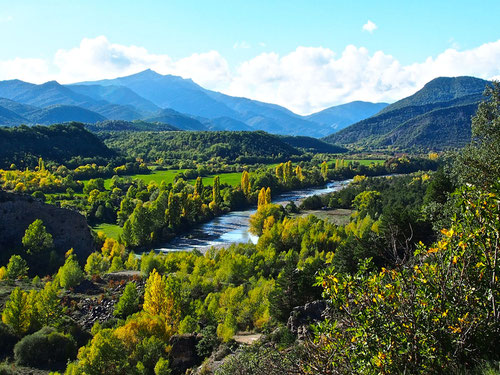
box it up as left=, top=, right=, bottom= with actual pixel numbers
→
left=81, top=169, right=243, bottom=190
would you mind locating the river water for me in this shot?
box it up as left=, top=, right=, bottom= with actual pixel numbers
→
left=155, top=179, right=351, bottom=253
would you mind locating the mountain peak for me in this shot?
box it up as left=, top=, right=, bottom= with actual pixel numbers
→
left=131, top=69, right=163, bottom=79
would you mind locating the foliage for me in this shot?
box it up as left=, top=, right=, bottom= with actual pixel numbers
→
left=100, top=130, right=303, bottom=165
left=5, top=255, right=28, bottom=280
left=22, top=219, right=54, bottom=256
left=14, top=327, right=77, bottom=368
left=456, top=81, right=500, bottom=188
left=56, top=253, right=84, bottom=289
left=306, top=184, right=500, bottom=374
left=66, top=328, right=131, bottom=375
left=0, top=123, right=115, bottom=169
left=1, top=288, right=30, bottom=336
left=113, top=282, right=140, bottom=319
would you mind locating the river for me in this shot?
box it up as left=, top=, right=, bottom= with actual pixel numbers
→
left=155, top=179, right=351, bottom=253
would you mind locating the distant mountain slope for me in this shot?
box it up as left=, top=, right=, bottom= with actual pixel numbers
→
left=0, top=80, right=142, bottom=121
left=0, top=122, right=115, bottom=167
left=80, top=70, right=240, bottom=119
left=1, top=72, right=387, bottom=136
left=28, top=105, right=106, bottom=125
left=376, top=104, right=478, bottom=150
left=86, top=120, right=179, bottom=132
left=377, top=76, right=488, bottom=114
left=67, top=84, right=160, bottom=114
left=0, top=105, right=28, bottom=126
left=78, top=70, right=370, bottom=137
left=278, top=135, right=348, bottom=154
left=323, top=77, right=490, bottom=150
left=305, top=101, right=389, bottom=133
left=145, top=108, right=209, bottom=131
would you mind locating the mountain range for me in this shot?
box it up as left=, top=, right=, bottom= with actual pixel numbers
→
left=0, top=70, right=387, bottom=137
left=323, top=76, right=490, bottom=151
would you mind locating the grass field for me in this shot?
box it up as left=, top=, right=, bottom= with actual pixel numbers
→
left=82, top=169, right=243, bottom=190
left=92, top=223, right=122, bottom=239
left=188, top=172, right=242, bottom=187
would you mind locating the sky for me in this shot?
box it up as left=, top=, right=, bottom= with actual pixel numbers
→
left=0, top=0, right=499, bottom=114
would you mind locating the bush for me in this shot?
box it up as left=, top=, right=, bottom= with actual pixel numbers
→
left=13, top=327, right=77, bottom=368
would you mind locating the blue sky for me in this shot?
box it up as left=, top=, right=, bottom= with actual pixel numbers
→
left=1, top=0, right=499, bottom=113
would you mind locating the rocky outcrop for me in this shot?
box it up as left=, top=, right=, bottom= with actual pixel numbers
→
left=169, top=334, right=202, bottom=374
left=0, top=191, right=94, bottom=264
left=287, top=300, right=327, bottom=339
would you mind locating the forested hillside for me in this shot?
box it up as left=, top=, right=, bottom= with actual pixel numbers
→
left=0, top=123, right=115, bottom=168
left=324, top=77, right=490, bottom=150
left=99, top=130, right=305, bottom=164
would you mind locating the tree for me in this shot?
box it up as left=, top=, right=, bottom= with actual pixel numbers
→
left=1, top=287, right=31, bottom=335
left=194, top=177, right=203, bottom=197
left=35, top=281, right=63, bottom=328
left=85, top=252, right=108, bottom=276
left=56, top=253, right=84, bottom=289
left=143, top=269, right=168, bottom=316
left=456, top=81, right=500, bottom=188
left=265, top=187, right=272, bottom=205
left=321, top=161, right=328, bottom=180
left=212, top=176, right=221, bottom=206
left=69, top=329, right=131, bottom=375
left=165, top=192, right=181, bottom=229
left=113, top=282, right=139, bottom=319
left=22, top=219, right=53, bottom=256
left=241, top=171, right=251, bottom=197
left=257, top=187, right=266, bottom=208
left=6, top=255, right=28, bottom=280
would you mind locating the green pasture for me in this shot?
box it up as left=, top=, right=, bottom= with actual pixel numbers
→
left=92, top=223, right=122, bottom=239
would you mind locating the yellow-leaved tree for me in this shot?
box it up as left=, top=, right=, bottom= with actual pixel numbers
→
left=143, top=269, right=180, bottom=328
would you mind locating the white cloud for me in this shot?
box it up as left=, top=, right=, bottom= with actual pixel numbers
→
left=1, top=36, right=500, bottom=114
left=362, top=20, right=378, bottom=33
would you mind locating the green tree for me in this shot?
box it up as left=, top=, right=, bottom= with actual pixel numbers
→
left=22, top=219, right=53, bottom=256
left=6, top=255, right=28, bottom=280
left=194, top=177, right=203, bottom=197
left=113, top=282, right=140, bottom=319
left=56, top=253, right=84, bottom=289
left=35, top=281, right=63, bottom=328
left=456, top=81, right=500, bottom=188
left=212, top=176, right=221, bottom=206
left=69, top=329, right=131, bottom=375
left=1, top=287, right=31, bottom=335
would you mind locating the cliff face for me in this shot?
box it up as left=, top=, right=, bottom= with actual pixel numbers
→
left=0, top=191, right=94, bottom=265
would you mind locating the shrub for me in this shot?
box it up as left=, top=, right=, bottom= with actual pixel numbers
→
left=13, top=327, right=77, bottom=368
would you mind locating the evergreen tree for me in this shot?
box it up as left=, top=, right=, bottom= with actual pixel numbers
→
left=22, top=219, right=53, bottom=256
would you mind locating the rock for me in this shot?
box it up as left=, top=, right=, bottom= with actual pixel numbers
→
left=168, top=334, right=202, bottom=374
left=287, top=300, right=327, bottom=338
left=0, top=191, right=94, bottom=264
